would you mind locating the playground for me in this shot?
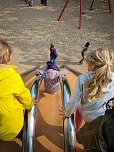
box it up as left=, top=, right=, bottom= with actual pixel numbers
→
left=0, top=0, right=114, bottom=73
left=0, top=1, right=114, bottom=152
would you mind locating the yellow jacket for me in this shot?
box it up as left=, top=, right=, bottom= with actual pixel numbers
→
left=0, top=64, right=33, bottom=141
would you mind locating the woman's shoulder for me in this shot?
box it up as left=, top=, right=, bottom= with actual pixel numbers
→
left=0, top=64, right=17, bottom=74
left=79, top=71, right=94, bottom=81
left=0, top=64, right=22, bottom=83
left=111, top=72, right=114, bottom=78
left=110, top=72, right=114, bottom=83
left=0, top=64, right=17, bottom=69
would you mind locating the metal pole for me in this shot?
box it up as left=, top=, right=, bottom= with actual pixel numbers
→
left=61, top=78, right=76, bottom=152
left=79, top=0, right=82, bottom=29
left=89, top=0, right=95, bottom=10
left=57, top=0, right=70, bottom=21
left=108, top=0, right=111, bottom=13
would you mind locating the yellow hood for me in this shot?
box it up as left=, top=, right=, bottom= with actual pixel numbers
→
left=0, top=64, right=17, bottom=81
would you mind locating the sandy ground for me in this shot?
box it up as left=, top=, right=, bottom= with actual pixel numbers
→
left=0, top=0, right=114, bottom=74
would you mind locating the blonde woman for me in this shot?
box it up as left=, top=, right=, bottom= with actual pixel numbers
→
left=62, top=48, right=114, bottom=151
left=0, top=40, right=33, bottom=141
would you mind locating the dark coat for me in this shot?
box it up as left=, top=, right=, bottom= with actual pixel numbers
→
left=76, top=109, right=114, bottom=152
left=50, top=48, right=58, bottom=60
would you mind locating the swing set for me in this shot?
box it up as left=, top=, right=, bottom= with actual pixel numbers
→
left=57, top=0, right=112, bottom=29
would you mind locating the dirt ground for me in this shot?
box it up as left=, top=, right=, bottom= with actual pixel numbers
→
left=0, top=0, right=114, bottom=73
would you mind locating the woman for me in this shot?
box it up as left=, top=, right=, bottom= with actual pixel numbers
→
left=62, top=48, right=114, bottom=151
left=36, top=61, right=67, bottom=94
left=0, top=40, right=33, bottom=141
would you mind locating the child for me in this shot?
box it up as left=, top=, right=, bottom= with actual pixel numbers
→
left=62, top=48, right=114, bottom=151
left=40, top=0, right=47, bottom=6
left=79, top=42, right=90, bottom=64
left=36, top=61, right=67, bottom=94
left=25, top=0, right=33, bottom=7
left=50, top=43, right=58, bottom=63
left=0, top=40, right=34, bottom=141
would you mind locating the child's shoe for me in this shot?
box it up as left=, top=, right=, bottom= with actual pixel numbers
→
left=25, top=0, right=28, bottom=5
left=40, top=2, right=47, bottom=6
left=28, top=2, right=33, bottom=7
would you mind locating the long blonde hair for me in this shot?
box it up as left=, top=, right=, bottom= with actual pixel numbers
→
left=85, top=48, right=113, bottom=101
left=0, top=40, right=12, bottom=64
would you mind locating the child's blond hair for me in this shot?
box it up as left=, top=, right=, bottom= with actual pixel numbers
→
left=0, top=40, right=12, bottom=64
left=85, top=48, right=113, bottom=101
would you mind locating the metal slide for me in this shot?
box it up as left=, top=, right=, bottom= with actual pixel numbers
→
left=23, top=77, right=76, bottom=152
left=61, top=78, right=76, bottom=152
left=23, top=78, right=43, bottom=152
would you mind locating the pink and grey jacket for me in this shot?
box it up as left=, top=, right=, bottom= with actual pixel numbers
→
left=36, top=69, right=67, bottom=94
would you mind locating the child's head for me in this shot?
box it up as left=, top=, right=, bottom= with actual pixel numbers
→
left=0, top=40, right=12, bottom=64
left=85, top=48, right=113, bottom=101
left=85, top=42, right=90, bottom=47
left=50, top=43, right=54, bottom=48
left=47, top=61, right=57, bottom=70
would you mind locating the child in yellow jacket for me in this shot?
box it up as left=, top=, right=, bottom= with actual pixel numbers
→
left=0, top=40, right=33, bottom=141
